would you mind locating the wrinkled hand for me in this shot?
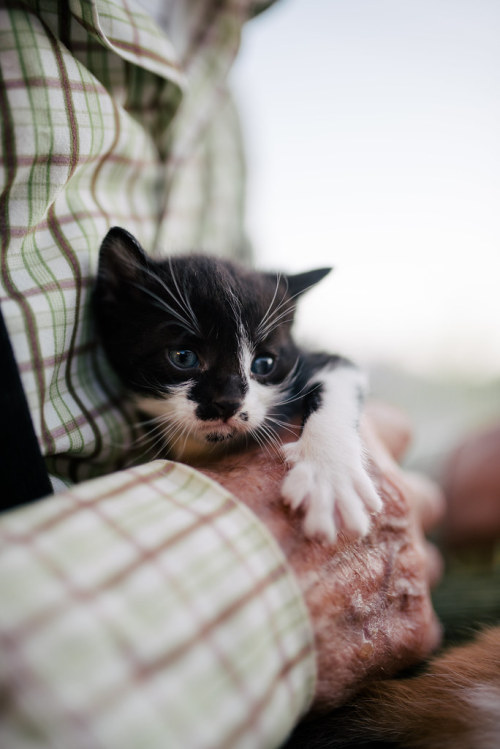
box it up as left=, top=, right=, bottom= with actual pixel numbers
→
left=201, top=402, right=444, bottom=707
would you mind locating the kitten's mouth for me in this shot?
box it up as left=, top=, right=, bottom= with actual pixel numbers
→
left=196, top=419, right=240, bottom=444
left=204, top=431, right=235, bottom=443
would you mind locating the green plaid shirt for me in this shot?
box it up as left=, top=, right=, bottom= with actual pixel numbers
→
left=0, top=1, right=316, bottom=746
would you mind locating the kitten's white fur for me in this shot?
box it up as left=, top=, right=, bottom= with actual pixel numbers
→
left=281, top=365, right=382, bottom=542
left=239, top=341, right=280, bottom=432
left=136, top=343, right=279, bottom=460
left=137, top=348, right=380, bottom=543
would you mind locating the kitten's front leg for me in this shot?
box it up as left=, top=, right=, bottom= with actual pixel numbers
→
left=281, top=361, right=382, bottom=543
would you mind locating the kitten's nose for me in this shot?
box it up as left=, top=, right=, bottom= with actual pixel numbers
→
left=211, top=398, right=241, bottom=420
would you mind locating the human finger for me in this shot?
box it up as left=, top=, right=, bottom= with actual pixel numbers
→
left=403, top=470, right=446, bottom=532
left=364, top=400, right=413, bottom=462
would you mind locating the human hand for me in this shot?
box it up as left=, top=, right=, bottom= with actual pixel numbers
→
left=200, top=401, right=444, bottom=707
left=443, top=424, right=500, bottom=546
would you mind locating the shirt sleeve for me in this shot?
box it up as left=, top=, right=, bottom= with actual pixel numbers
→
left=0, top=0, right=254, bottom=487
left=0, top=3, right=316, bottom=744
left=0, top=460, right=316, bottom=749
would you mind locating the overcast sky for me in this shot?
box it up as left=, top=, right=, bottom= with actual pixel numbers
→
left=232, top=0, right=500, bottom=380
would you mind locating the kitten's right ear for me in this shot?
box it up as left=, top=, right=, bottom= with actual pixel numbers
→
left=286, top=267, right=333, bottom=298
left=97, top=227, right=149, bottom=295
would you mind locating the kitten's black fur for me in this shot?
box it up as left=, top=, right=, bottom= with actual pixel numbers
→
left=94, top=227, right=381, bottom=542
left=95, top=228, right=331, bottom=424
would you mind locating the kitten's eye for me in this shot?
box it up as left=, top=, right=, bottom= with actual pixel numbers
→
left=251, top=355, right=275, bottom=376
left=168, top=349, right=199, bottom=369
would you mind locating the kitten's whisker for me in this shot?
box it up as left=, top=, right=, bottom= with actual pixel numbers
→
left=256, top=276, right=323, bottom=344
left=133, top=426, right=167, bottom=442
left=273, top=379, right=320, bottom=409
left=283, top=357, right=301, bottom=380
left=265, top=416, right=297, bottom=438
left=134, top=425, right=172, bottom=450
left=250, top=427, right=273, bottom=460
left=131, top=431, right=162, bottom=449
left=263, top=307, right=295, bottom=330
left=129, top=280, right=198, bottom=336
left=256, top=288, right=293, bottom=338
left=132, top=411, right=192, bottom=460
left=260, top=423, right=284, bottom=455
left=256, top=274, right=283, bottom=339
left=166, top=258, right=201, bottom=335
left=252, top=423, right=282, bottom=461
left=129, top=375, right=168, bottom=394
left=170, top=419, right=195, bottom=458
left=134, top=419, right=172, bottom=448
left=180, top=426, right=194, bottom=457
left=135, top=414, right=171, bottom=428
left=257, top=318, right=292, bottom=343
left=124, top=253, right=199, bottom=335
left=257, top=311, right=295, bottom=341
left=157, top=412, right=193, bottom=458
left=161, top=421, right=188, bottom=448
left=223, top=283, right=243, bottom=330
left=133, top=426, right=170, bottom=462
left=122, top=255, right=199, bottom=334
left=265, top=419, right=287, bottom=445
left=137, top=411, right=176, bottom=431
left=261, top=290, right=289, bottom=326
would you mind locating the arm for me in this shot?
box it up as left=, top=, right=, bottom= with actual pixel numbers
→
left=203, top=401, right=444, bottom=707
left=0, top=404, right=443, bottom=749
left=0, top=461, right=315, bottom=748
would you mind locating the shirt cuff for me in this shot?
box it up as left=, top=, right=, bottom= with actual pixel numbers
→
left=0, top=460, right=316, bottom=748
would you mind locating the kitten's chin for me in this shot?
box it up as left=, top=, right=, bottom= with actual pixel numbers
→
left=170, top=422, right=246, bottom=462
left=204, top=430, right=235, bottom=444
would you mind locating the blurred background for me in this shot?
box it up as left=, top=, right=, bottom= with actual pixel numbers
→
left=231, top=0, right=500, bottom=475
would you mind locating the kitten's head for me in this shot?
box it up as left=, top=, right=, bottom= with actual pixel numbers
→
left=94, top=227, right=331, bottom=460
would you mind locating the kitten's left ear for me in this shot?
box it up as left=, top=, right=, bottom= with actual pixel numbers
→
left=95, top=226, right=151, bottom=304
left=98, top=227, right=149, bottom=282
left=286, top=267, right=332, bottom=298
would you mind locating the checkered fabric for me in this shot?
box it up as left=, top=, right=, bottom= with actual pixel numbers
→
left=1, top=0, right=251, bottom=484
left=0, top=460, right=315, bottom=748
left=0, top=1, right=317, bottom=746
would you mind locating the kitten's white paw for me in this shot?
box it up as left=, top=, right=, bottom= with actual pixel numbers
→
left=281, top=439, right=382, bottom=544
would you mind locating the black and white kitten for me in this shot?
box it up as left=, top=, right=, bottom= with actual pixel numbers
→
left=94, top=227, right=382, bottom=543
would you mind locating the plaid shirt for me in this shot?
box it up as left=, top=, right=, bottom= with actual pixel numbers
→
left=0, top=1, right=316, bottom=746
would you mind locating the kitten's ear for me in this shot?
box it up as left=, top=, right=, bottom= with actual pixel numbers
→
left=97, top=227, right=149, bottom=296
left=286, top=267, right=332, bottom=298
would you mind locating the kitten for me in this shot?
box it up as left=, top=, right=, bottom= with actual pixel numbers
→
left=94, top=227, right=382, bottom=543
left=284, top=626, right=500, bottom=749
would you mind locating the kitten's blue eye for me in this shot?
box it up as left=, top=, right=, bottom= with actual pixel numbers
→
left=168, top=349, right=199, bottom=369
left=251, top=355, right=275, bottom=376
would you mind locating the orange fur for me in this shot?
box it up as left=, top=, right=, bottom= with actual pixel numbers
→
left=355, top=627, right=500, bottom=748
left=285, top=627, right=500, bottom=748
